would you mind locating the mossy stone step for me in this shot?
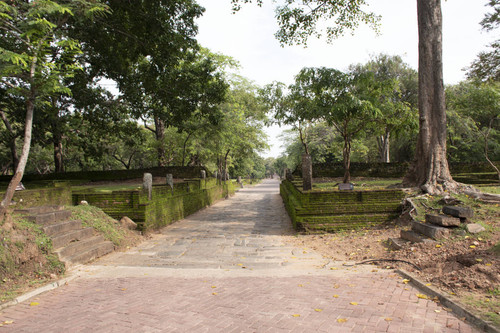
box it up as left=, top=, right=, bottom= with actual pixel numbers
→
left=56, top=235, right=106, bottom=258
left=63, top=241, right=114, bottom=266
left=15, top=205, right=64, bottom=215
left=25, top=209, right=72, bottom=225
left=42, top=219, right=82, bottom=237
left=51, top=227, right=94, bottom=249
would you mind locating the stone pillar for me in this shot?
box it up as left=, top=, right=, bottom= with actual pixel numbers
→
left=143, top=173, right=153, bottom=200
left=302, top=154, right=312, bottom=191
left=200, top=170, right=206, bottom=179
left=166, top=174, right=174, bottom=193
left=237, top=176, right=243, bottom=188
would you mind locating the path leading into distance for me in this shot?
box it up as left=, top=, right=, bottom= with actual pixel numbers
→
left=0, top=180, right=476, bottom=332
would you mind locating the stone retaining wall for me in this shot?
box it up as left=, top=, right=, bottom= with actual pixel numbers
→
left=280, top=180, right=406, bottom=233
left=73, top=179, right=237, bottom=230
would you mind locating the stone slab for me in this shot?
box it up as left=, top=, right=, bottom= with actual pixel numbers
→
left=400, top=230, right=436, bottom=244
left=411, top=220, right=452, bottom=240
left=442, top=206, right=474, bottom=218
left=425, top=214, right=461, bottom=227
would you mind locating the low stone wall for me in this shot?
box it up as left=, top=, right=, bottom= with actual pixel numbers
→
left=0, top=166, right=208, bottom=184
left=292, top=161, right=500, bottom=182
left=72, top=178, right=237, bottom=231
left=280, top=180, right=406, bottom=233
left=7, top=184, right=72, bottom=210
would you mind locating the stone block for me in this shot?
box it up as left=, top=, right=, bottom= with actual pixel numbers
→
left=143, top=173, right=153, bottom=200
left=425, top=214, right=461, bottom=227
left=466, top=223, right=486, bottom=234
left=387, top=237, right=410, bottom=250
left=400, top=230, right=436, bottom=244
left=411, top=221, right=452, bottom=240
left=442, top=206, right=473, bottom=218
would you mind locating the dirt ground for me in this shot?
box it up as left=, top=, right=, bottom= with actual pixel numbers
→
left=283, top=217, right=500, bottom=325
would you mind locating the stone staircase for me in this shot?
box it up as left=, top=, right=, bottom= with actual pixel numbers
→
left=16, top=206, right=115, bottom=267
left=389, top=206, right=476, bottom=249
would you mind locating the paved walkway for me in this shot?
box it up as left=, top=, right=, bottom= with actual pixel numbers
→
left=0, top=180, right=477, bottom=332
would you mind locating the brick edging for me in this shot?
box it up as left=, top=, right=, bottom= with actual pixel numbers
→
left=396, top=269, right=500, bottom=333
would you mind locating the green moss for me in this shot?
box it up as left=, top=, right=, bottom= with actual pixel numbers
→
left=69, top=205, right=127, bottom=246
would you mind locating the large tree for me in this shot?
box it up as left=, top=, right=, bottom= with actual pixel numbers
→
left=232, top=0, right=460, bottom=194
left=0, top=0, right=108, bottom=217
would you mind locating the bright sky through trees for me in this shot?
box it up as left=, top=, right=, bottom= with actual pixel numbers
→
left=195, top=0, right=495, bottom=158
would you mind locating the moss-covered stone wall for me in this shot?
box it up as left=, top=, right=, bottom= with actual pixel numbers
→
left=280, top=180, right=405, bottom=233
left=72, top=178, right=237, bottom=231
left=7, top=185, right=72, bottom=210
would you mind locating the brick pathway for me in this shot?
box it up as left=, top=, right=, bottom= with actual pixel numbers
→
left=0, top=180, right=478, bottom=332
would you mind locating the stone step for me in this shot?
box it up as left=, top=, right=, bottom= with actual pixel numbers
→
left=400, top=230, right=436, bottom=244
left=51, top=227, right=94, bottom=249
left=26, top=210, right=72, bottom=225
left=63, top=241, right=114, bottom=265
left=15, top=205, right=64, bottom=215
left=411, top=221, right=452, bottom=240
left=387, top=237, right=410, bottom=250
left=425, top=214, right=461, bottom=227
left=56, top=235, right=106, bottom=258
left=43, top=220, right=82, bottom=237
left=442, top=206, right=474, bottom=219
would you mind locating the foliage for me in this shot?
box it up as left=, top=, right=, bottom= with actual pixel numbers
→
left=231, top=0, right=380, bottom=46
left=446, top=81, right=500, bottom=178
left=467, top=0, right=499, bottom=82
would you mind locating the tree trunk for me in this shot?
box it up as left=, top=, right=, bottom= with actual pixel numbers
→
left=302, top=153, right=313, bottom=190
left=0, top=110, right=20, bottom=172
left=0, top=94, right=35, bottom=220
left=342, top=133, right=351, bottom=183
left=403, top=0, right=455, bottom=194
left=377, top=130, right=390, bottom=163
left=154, top=116, right=167, bottom=167
left=53, top=130, right=64, bottom=173
left=181, top=132, right=193, bottom=166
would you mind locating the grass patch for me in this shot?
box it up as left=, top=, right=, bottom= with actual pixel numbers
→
left=69, top=205, right=127, bottom=246
left=462, top=293, right=500, bottom=327
left=311, top=178, right=402, bottom=191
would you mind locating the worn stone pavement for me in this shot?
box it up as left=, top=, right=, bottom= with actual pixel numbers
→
left=0, top=180, right=477, bottom=332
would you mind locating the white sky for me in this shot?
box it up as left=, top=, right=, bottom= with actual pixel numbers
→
left=195, top=0, right=496, bottom=158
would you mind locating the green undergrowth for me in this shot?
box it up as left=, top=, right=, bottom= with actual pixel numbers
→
left=0, top=214, right=65, bottom=303
left=69, top=205, right=129, bottom=247
left=463, top=293, right=500, bottom=328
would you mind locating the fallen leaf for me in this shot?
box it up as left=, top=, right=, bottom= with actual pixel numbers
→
left=402, top=279, right=410, bottom=284
left=350, top=302, right=358, bottom=306
left=486, top=263, right=492, bottom=266
left=435, top=310, right=441, bottom=313
left=237, top=263, right=243, bottom=266
left=29, top=302, right=39, bottom=306
left=425, top=283, right=432, bottom=286
left=435, top=244, right=442, bottom=248
left=475, top=259, right=483, bottom=262
left=211, top=286, right=217, bottom=289
left=330, top=267, right=338, bottom=270
left=333, top=284, right=340, bottom=289
left=469, top=245, right=476, bottom=249
left=292, top=314, right=300, bottom=318
left=333, top=295, right=339, bottom=298
left=416, top=294, right=428, bottom=299
left=385, top=318, right=393, bottom=322
left=121, top=288, right=127, bottom=291
left=3, top=321, right=13, bottom=325
left=478, top=238, right=483, bottom=241
left=337, top=318, right=348, bottom=323
left=212, top=292, right=217, bottom=296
